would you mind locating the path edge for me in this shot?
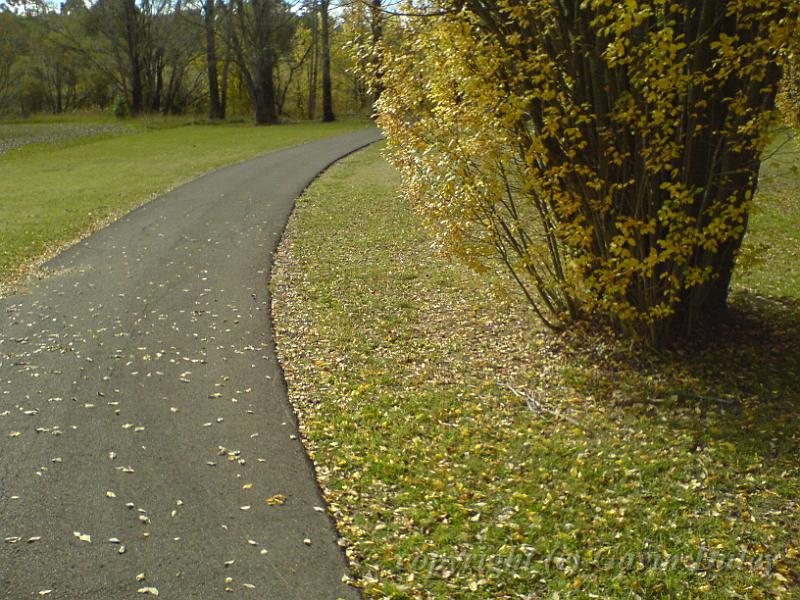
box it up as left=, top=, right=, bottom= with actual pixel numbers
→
left=268, top=135, right=383, bottom=598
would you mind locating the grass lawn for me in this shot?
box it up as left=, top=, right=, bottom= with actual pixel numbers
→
left=734, top=129, right=800, bottom=298
left=0, top=117, right=370, bottom=289
left=272, top=140, right=800, bottom=599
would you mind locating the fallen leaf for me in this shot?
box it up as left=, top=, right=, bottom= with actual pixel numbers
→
left=137, top=587, right=159, bottom=596
left=73, top=532, right=91, bottom=543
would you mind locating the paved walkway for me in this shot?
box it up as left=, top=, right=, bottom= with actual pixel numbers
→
left=0, top=129, right=381, bottom=599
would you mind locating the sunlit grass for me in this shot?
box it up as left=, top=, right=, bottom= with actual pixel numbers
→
left=735, top=128, right=800, bottom=298
left=0, top=118, right=370, bottom=285
left=273, top=143, right=800, bottom=599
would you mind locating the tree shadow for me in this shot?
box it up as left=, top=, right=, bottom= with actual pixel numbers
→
left=563, top=290, right=800, bottom=461
left=675, top=290, right=800, bottom=403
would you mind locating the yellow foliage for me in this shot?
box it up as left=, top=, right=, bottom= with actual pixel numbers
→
left=361, top=0, right=800, bottom=344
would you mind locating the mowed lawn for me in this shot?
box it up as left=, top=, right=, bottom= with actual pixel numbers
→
left=272, top=139, right=800, bottom=599
left=734, top=129, right=800, bottom=298
left=0, top=118, right=369, bottom=285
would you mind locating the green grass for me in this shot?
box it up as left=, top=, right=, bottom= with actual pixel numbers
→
left=272, top=144, right=800, bottom=599
left=734, top=129, right=800, bottom=298
left=0, top=117, right=370, bottom=285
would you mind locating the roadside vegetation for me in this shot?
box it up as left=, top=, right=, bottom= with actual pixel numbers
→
left=367, top=2, right=798, bottom=348
left=0, top=117, right=368, bottom=289
left=272, top=142, right=800, bottom=599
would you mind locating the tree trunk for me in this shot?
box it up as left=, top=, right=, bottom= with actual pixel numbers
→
left=55, top=64, right=64, bottom=114
left=668, top=25, right=783, bottom=341
left=220, top=45, right=231, bottom=119
left=162, top=65, right=180, bottom=115
left=123, top=0, right=143, bottom=115
left=307, top=0, right=318, bottom=120
left=230, top=0, right=279, bottom=124
left=220, top=2, right=232, bottom=119
left=253, top=0, right=277, bottom=124
left=253, top=58, right=277, bottom=124
left=150, top=52, right=163, bottom=112
left=205, top=0, right=223, bottom=119
left=320, top=0, right=334, bottom=122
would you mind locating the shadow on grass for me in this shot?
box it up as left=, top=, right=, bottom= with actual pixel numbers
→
left=664, top=291, right=800, bottom=463
left=560, top=290, right=800, bottom=461
left=676, top=290, right=800, bottom=401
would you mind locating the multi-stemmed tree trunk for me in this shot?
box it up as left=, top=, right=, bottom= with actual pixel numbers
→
left=230, top=0, right=279, bottom=124
left=319, top=0, right=334, bottom=122
left=373, top=0, right=798, bottom=346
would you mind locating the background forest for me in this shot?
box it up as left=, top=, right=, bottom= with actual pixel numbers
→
left=0, top=0, right=384, bottom=122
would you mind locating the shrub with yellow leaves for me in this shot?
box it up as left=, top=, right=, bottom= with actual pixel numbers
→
left=778, top=49, right=800, bottom=127
left=364, top=0, right=799, bottom=346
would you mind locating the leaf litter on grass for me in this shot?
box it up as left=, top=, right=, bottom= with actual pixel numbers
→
left=272, top=144, right=800, bottom=599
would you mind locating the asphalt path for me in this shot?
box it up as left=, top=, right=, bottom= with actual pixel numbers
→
left=0, top=129, right=382, bottom=599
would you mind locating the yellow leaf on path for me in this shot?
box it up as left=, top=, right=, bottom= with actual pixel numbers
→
left=137, top=588, right=159, bottom=596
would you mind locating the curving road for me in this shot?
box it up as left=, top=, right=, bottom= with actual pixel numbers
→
left=0, top=129, right=381, bottom=599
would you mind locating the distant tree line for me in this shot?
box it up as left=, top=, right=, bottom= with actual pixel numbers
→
left=0, top=0, right=384, bottom=123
